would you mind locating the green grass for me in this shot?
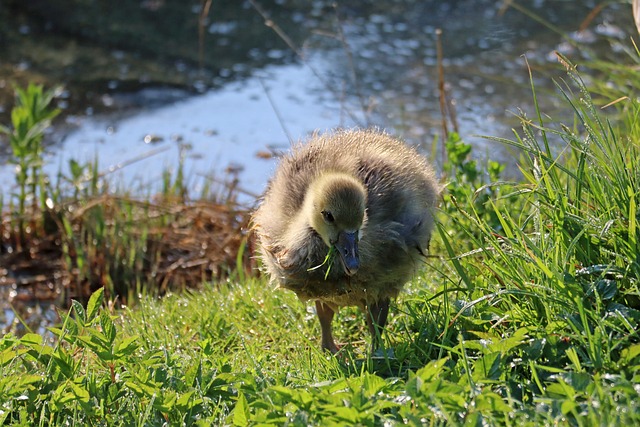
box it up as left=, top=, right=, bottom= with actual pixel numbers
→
left=2, top=267, right=638, bottom=425
left=2, top=49, right=640, bottom=427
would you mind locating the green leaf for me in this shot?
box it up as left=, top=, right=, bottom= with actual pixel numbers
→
left=52, top=347, right=75, bottom=379
left=51, top=381, right=76, bottom=411
left=100, top=311, right=117, bottom=344
left=416, top=357, right=449, bottom=382
left=233, top=392, right=250, bottom=426
left=76, top=334, right=111, bottom=358
left=71, top=300, right=86, bottom=326
left=474, top=391, right=512, bottom=413
left=115, top=336, right=140, bottom=358
left=362, top=373, right=386, bottom=397
left=153, top=390, right=177, bottom=412
left=20, top=333, right=43, bottom=348
left=595, top=279, right=617, bottom=300
left=559, top=372, right=591, bottom=393
left=620, top=344, right=640, bottom=365
left=176, top=390, right=203, bottom=411
left=125, top=380, right=158, bottom=398
left=87, top=288, right=104, bottom=322
left=184, top=359, right=201, bottom=388
left=430, top=381, right=467, bottom=409
left=405, top=371, right=424, bottom=399
left=269, top=385, right=294, bottom=400
left=0, top=349, right=17, bottom=366
left=329, top=406, right=358, bottom=423
left=69, top=382, right=90, bottom=403
left=473, top=352, right=502, bottom=381
left=546, top=381, right=575, bottom=399
left=48, top=327, right=64, bottom=338
left=16, top=374, right=42, bottom=388
left=561, top=399, right=577, bottom=415
left=492, top=332, right=527, bottom=354
left=69, top=159, right=83, bottom=179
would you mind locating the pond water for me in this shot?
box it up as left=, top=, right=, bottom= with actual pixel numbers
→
left=0, top=0, right=633, bottom=204
left=34, top=61, right=364, bottom=205
left=0, top=0, right=635, bottom=333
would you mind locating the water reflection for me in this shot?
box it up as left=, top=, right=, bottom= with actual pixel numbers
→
left=19, top=1, right=628, bottom=198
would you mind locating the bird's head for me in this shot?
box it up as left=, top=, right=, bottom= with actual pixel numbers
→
left=308, top=172, right=367, bottom=276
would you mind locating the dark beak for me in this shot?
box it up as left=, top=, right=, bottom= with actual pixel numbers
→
left=336, top=231, right=359, bottom=276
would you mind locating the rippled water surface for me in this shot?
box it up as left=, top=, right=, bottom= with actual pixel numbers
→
left=0, top=0, right=633, bottom=199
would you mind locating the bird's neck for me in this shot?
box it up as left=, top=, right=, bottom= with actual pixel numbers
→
left=283, top=195, right=325, bottom=249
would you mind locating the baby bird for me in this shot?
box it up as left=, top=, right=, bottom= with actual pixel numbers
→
left=252, top=129, right=439, bottom=353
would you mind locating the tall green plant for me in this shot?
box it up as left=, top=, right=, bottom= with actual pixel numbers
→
left=438, top=55, right=640, bottom=375
left=486, top=55, right=639, bottom=297
left=0, top=84, right=60, bottom=246
left=439, top=131, right=517, bottom=249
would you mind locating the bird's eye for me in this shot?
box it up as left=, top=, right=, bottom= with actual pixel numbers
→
left=321, top=210, right=335, bottom=224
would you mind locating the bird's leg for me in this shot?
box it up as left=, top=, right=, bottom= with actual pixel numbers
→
left=316, top=301, right=339, bottom=354
left=365, top=298, right=390, bottom=351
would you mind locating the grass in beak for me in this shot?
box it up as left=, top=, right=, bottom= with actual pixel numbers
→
left=307, top=245, right=337, bottom=279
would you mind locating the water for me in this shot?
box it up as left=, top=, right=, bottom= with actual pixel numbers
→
left=32, top=61, right=364, bottom=204
left=1, top=1, right=632, bottom=200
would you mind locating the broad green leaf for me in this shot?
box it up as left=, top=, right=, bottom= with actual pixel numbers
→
left=546, top=381, right=575, bottom=399
left=269, top=386, right=294, bottom=400
left=495, top=332, right=528, bottom=354
left=20, top=333, right=43, bottom=348
left=115, top=336, right=140, bottom=358
left=559, top=372, right=591, bottom=393
left=430, top=381, right=467, bottom=409
left=87, top=288, right=104, bottom=322
left=16, top=374, right=42, bottom=388
left=76, top=335, right=111, bottom=359
left=561, top=399, right=577, bottom=415
left=176, top=390, right=203, bottom=411
left=52, top=346, right=76, bottom=379
left=328, top=406, right=358, bottom=423
left=0, top=350, right=17, bottom=366
left=51, top=381, right=76, bottom=411
left=473, top=352, right=502, bottom=381
left=416, top=357, right=449, bottom=382
left=48, top=327, right=64, bottom=339
left=71, top=300, right=86, bottom=326
left=82, top=328, right=110, bottom=347
left=153, top=390, right=177, bottom=412
left=362, top=373, right=386, bottom=397
left=125, top=380, right=158, bottom=397
left=474, top=391, right=512, bottom=413
left=620, top=343, right=640, bottom=365
left=69, top=382, right=90, bottom=403
left=405, top=371, right=424, bottom=398
left=184, top=359, right=201, bottom=388
left=233, top=392, right=250, bottom=426
left=595, top=279, right=617, bottom=300
left=100, top=311, right=116, bottom=344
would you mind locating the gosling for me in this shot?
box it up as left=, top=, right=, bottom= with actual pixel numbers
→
left=252, top=129, right=439, bottom=353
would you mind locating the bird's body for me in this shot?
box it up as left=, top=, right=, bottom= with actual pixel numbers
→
left=253, top=129, right=439, bottom=352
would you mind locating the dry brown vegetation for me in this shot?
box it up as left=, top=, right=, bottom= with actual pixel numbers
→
left=0, top=192, right=256, bottom=308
